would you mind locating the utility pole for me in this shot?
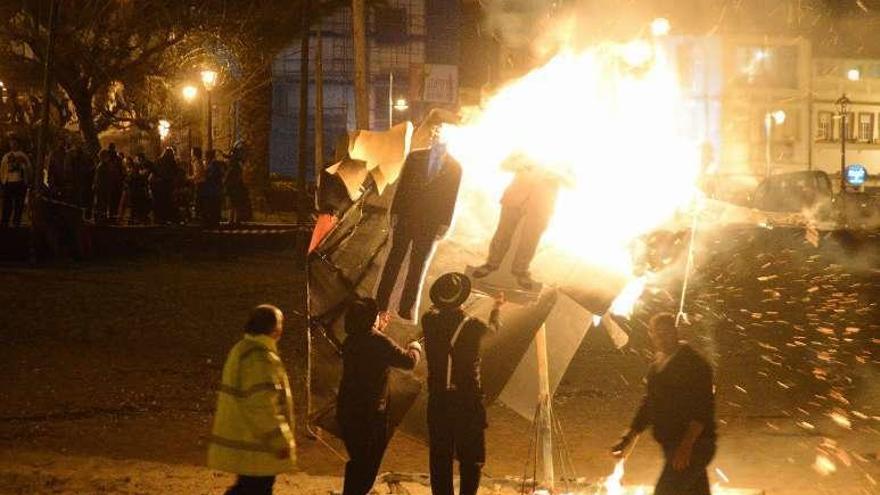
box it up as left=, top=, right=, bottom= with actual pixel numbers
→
left=836, top=94, right=850, bottom=191
left=388, top=72, right=393, bottom=128
left=35, top=0, right=60, bottom=190
left=298, top=0, right=311, bottom=222
left=352, top=0, right=370, bottom=129
left=314, top=24, right=324, bottom=173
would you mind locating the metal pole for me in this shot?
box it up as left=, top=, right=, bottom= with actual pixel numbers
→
left=764, top=113, right=771, bottom=178
left=352, top=0, right=370, bottom=129
left=35, top=0, right=60, bottom=190
left=297, top=5, right=311, bottom=223
left=206, top=90, right=213, bottom=151
left=388, top=72, right=393, bottom=128
left=840, top=109, right=847, bottom=189
left=837, top=94, right=850, bottom=191
left=535, top=323, right=554, bottom=491
left=314, top=24, right=324, bottom=172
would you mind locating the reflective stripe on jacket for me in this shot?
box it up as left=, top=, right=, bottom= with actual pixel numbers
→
left=207, top=334, right=296, bottom=476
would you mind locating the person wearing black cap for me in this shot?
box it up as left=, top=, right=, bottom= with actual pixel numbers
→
left=375, top=111, right=463, bottom=321
left=421, top=272, right=503, bottom=495
left=337, top=297, right=423, bottom=495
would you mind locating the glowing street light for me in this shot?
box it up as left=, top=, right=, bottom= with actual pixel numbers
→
left=650, top=17, right=671, bottom=37
left=770, top=110, right=786, bottom=125
left=158, top=119, right=171, bottom=140
left=181, top=85, right=198, bottom=102
left=200, top=70, right=218, bottom=91
left=847, top=68, right=861, bottom=81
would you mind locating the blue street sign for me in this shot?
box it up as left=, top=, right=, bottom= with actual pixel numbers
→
left=845, top=164, right=868, bottom=187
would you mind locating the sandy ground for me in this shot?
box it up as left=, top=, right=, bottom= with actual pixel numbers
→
left=0, top=230, right=878, bottom=494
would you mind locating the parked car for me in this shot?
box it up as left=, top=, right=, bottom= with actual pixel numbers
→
left=752, top=170, right=880, bottom=229
left=752, top=171, right=835, bottom=220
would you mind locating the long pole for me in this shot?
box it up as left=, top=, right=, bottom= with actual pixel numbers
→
left=295, top=0, right=314, bottom=440
left=840, top=109, right=847, bottom=189
left=205, top=89, right=213, bottom=151
left=352, top=0, right=370, bottom=129
left=297, top=3, right=311, bottom=222
left=535, top=323, right=554, bottom=491
left=388, top=72, right=393, bottom=128
left=837, top=94, right=850, bottom=191
left=764, top=114, right=772, bottom=178
left=314, top=24, right=324, bottom=172
left=35, top=0, right=60, bottom=190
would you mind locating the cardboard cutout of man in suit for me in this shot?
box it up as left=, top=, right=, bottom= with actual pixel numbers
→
left=376, top=124, right=462, bottom=321
left=473, top=160, right=570, bottom=289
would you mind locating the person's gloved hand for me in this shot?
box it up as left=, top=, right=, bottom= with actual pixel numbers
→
left=610, top=431, right=635, bottom=457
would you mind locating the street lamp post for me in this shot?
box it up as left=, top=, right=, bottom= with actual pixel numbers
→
left=764, top=110, right=786, bottom=178
left=836, top=94, right=850, bottom=190
left=201, top=70, right=218, bottom=151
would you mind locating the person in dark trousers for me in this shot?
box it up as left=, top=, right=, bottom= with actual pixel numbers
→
left=69, top=145, right=95, bottom=219
left=126, top=159, right=151, bottom=224
left=472, top=160, right=571, bottom=290
left=337, top=297, right=422, bottom=495
left=202, top=149, right=224, bottom=227
left=0, top=136, right=30, bottom=228
left=225, top=142, right=251, bottom=225
left=375, top=119, right=463, bottom=321
left=150, top=148, right=177, bottom=224
left=93, top=148, right=125, bottom=224
left=47, top=141, right=70, bottom=201
left=612, top=312, right=717, bottom=495
left=421, top=272, right=502, bottom=495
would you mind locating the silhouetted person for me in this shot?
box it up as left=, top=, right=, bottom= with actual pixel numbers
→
left=190, top=147, right=205, bottom=220
left=202, top=149, right=224, bottom=227
left=225, top=142, right=251, bottom=225
left=337, top=297, right=422, bottom=495
left=1, top=136, right=30, bottom=228
left=375, top=122, right=462, bottom=321
left=69, top=145, right=95, bottom=219
left=93, top=148, right=125, bottom=224
left=612, top=313, right=716, bottom=495
left=126, top=160, right=151, bottom=224
left=151, top=148, right=177, bottom=224
left=47, top=141, right=70, bottom=201
left=421, top=272, right=502, bottom=495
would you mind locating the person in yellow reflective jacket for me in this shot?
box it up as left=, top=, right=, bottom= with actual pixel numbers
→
left=208, top=304, right=296, bottom=495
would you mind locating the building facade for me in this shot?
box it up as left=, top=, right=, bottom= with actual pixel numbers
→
left=270, top=0, right=462, bottom=178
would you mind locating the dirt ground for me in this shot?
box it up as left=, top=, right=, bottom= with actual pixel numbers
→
left=0, top=230, right=878, bottom=494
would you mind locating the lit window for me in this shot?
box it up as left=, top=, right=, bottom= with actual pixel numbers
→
left=858, top=113, right=874, bottom=142
left=817, top=111, right=833, bottom=141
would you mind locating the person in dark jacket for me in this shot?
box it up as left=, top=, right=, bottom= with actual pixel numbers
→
left=375, top=124, right=463, bottom=321
left=224, top=143, right=251, bottom=225
left=421, top=272, right=502, bottom=495
left=93, top=147, right=124, bottom=224
left=612, top=312, right=717, bottom=495
left=68, top=145, right=95, bottom=219
left=337, top=297, right=422, bottom=495
left=201, top=149, right=224, bottom=227
left=126, top=159, right=151, bottom=225
left=149, top=148, right=177, bottom=224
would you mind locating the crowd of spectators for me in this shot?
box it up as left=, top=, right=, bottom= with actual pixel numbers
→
left=0, top=134, right=253, bottom=229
